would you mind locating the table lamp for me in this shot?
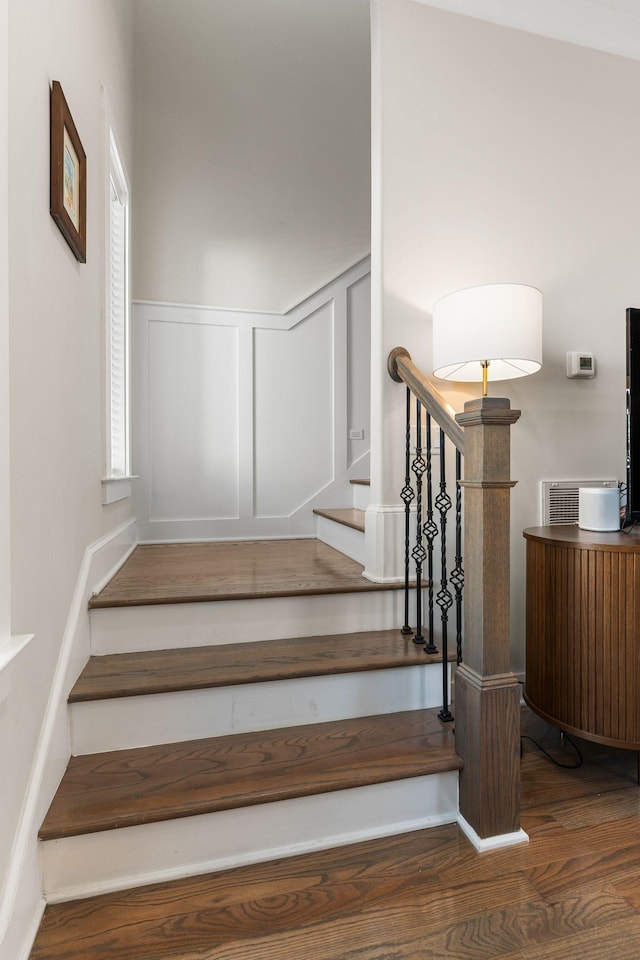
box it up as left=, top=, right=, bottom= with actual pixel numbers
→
left=432, top=284, right=542, bottom=396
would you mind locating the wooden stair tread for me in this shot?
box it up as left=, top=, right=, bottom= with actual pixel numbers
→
left=313, top=508, right=365, bottom=532
left=70, top=630, right=447, bottom=702
left=40, top=709, right=460, bottom=840
left=90, top=539, right=394, bottom=608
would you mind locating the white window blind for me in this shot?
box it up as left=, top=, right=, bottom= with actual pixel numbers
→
left=107, top=133, right=129, bottom=479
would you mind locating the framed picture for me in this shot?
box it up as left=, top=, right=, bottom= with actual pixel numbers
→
left=50, top=80, right=86, bottom=262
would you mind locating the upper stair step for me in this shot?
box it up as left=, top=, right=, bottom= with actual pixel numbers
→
left=69, top=630, right=450, bottom=753
left=89, top=539, right=381, bottom=609
left=350, top=477, right=370, bottom=511
left=312, top=508, right=365, bottom=532
left=71, top=629, right=441, bottom=702
left=41, top=709, right=461, bottom=841
left=87, top=539, right=408, bottom=654
left=313, top=509, right=365, bottom=564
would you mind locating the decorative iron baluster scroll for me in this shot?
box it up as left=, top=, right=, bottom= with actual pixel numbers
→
left=436, top=428, right=454, bottom=723
left=423, top=414, right=438, bottom=655
left=400, top=387, right=414, bottom=636
left=410, top=400, right=426, bottom=645
left=451, top=449, right=465, bottom=665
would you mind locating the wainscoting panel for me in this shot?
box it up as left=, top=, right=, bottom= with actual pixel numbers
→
left=347, top=273, right=371, bottom=469
left=132, top=258, right=370, bottom=542
left=255, top=304, right=334, bottom=518
left=148, top=321, right=239, bottom=522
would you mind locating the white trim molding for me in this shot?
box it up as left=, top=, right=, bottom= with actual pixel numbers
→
left=458, top=815, right=529, bottom=852
left=0, top=635, right=33, bottom=705
left=101, top=475, right=138, bottom=505
left=0, top=519, right=137, bottom=960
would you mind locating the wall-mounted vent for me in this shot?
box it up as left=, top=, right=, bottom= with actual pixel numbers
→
left=541, top=480, right=618, bottom=525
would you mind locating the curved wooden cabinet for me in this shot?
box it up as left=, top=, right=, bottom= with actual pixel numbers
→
left=524, top=525, right=640, bottom=750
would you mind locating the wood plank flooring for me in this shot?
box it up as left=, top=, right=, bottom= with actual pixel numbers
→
left=70, top=629, right=445, bottom=702
left=90, top=540, right=397, bottom=608
left=40, top=709, right=459, bottom=840
left=31, top=708, right=640, bottom=960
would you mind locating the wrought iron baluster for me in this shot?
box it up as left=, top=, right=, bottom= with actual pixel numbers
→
left=451, top=449, right=465, bottom=665
left=436, top=428, right=454, bottom=722
left=423, top=414, right=438, bottom=654
left=411, top=400, right=426, bottom=644
left=400, top=387, right=414, bottom=635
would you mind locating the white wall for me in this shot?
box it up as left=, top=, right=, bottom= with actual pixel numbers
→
left=372, top=0, right=640, bottom=668
left=131, top=0, right=371, bottom=313
left=2, top=3, right=134, bottom=956
left=0, top=0, right=8, bottom=646
left=133, top=261, right=371, bottom=542
left=412, top=0, right=640, bottom=61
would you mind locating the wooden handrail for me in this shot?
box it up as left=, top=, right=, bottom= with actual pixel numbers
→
left=387, top=347, right=465, bottom=455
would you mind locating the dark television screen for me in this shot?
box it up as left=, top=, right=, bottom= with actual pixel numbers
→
left=627, top=308, right=640, bottom=522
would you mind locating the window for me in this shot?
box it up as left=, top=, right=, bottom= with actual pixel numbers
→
left=103, top=129, right=132, bottom=503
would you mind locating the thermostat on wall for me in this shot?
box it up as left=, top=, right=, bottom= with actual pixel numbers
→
left=566, top=352, right=595, bottom=378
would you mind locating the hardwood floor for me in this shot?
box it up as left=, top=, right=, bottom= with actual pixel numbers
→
left=31, top=708, right=640, bottom=959
left=90, top=540, right=398, bottom=608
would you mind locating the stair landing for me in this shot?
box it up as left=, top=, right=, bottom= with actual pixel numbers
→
left=90, top=539, right=394, bottom=608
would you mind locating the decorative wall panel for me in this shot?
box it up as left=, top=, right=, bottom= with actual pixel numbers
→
left=132, top=258, right=370, bottom=541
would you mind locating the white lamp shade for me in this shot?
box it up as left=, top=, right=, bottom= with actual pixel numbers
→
left=432, top=283, right=542, bottom=383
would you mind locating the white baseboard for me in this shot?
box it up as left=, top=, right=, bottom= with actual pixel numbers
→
left=0, top=634, right=33, bottom=705
left=0, top=519, right=137, bottom=959
left=458, top=815, right=529, bottom=852
left=8, top=897, right=44, bottom=960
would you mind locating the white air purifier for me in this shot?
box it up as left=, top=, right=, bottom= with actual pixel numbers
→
left=578, top=487, right=620, bottom=532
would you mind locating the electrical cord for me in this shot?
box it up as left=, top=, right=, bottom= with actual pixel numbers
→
left=517, top=680, right=583, bottom=768
left=520, top=732, right=583, bottom=769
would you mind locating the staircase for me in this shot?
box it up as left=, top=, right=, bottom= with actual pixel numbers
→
left=29, top=363, right=526, bottom=957
left=29, top=475, right=460, bottom=956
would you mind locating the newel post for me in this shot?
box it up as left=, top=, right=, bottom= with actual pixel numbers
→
left=454, top=397, right=528, bottom=849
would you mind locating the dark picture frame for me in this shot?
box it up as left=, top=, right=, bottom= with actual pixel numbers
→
left=50, top=80, right=87, bottom=262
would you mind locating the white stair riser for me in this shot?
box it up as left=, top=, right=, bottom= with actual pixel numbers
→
left=40, top=772, right=459, bottom=903
left=351, top=484, right=370, bottom=511
left=89, top=590, right=407, bottom=654
left=315, top=516, right=364, bottom=565
left=70, top=663, right=449, bottom=754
